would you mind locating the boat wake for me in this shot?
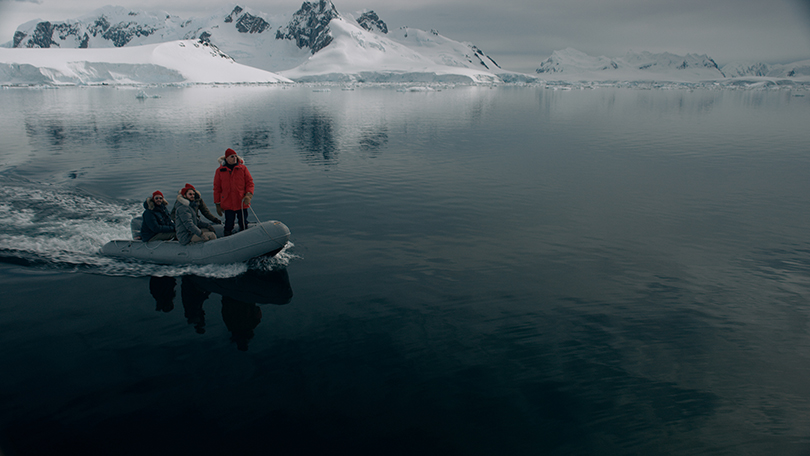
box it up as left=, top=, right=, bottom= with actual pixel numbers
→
left=0, top=182, right=296, bottom=277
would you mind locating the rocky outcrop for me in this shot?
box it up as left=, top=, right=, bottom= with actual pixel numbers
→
left=12, top=12, right=158, bottom=48
left=225, top=6, right=271, bottom=34
left=275, top=0, right=340, bottom=53
left=100, top=22, right=157, bottom=47
left=357, top=11, right=387, bottom=34
left=470, top=44, right=500, bottom=70
left=10, top=5, right=271, bottom=49
left=13, top=21, right=89, bottom=48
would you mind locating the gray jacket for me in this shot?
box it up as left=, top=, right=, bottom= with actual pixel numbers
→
left=173, top=195, right=212, bottom=245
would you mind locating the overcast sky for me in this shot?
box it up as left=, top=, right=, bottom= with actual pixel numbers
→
left=2, top=0, right=810, bottom=72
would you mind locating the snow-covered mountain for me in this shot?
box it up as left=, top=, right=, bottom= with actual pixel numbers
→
left=535, top=48, right=726, bottom=82
left=721, top=60, right=810, bottom=78
left=5, top=2, right=805, bottom=86
left=2, top=1, right=532, bottom=84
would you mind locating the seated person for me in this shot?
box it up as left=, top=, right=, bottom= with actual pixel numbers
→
left=174, top=184, right=217, bottom=245
left=140, top=191, right=176, bottom=242
left=170, top=183, right=221, bottom=225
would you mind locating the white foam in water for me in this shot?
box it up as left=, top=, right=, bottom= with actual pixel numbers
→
left=0, top=184, right=294, bottom=277
left=251, top=241, right=298, bottom=270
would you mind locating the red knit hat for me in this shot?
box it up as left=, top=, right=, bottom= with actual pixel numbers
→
left=225, top=148, right=237, bottom=157
left=152, top=190, right=164, bottom=199
left=180, top=183, right=196, bottom=196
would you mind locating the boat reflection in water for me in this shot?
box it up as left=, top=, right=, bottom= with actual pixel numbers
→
left=148, top=269, right=293, bottom=351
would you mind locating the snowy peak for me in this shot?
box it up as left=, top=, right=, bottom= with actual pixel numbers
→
left=275, top=0, right=340, bottom=53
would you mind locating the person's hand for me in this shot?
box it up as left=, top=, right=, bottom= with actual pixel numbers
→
left=215, top=203, right=223, bottom=216
left=242, top=193, right=253, bottom=205
left=213, top=218, right=222, bottom=225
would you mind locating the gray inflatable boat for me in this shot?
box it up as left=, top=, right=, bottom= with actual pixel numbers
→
left=101, top=216, right=290, bottom=264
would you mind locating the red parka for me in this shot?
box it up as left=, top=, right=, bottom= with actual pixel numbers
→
left=213, top=157, right=255, bottom=211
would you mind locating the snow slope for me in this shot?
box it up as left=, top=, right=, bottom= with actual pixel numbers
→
left=0, top=40, right=292, bottom=85
left=722, top=59, right=810, bottom=78
left=535, top=48, right=726, bottom=82
left=278, top=18, right=500, bottom=83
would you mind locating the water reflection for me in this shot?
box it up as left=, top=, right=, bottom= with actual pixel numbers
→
left=284, top=108, right=338, bottom=163
left=23, top=116, right=162, bottom=152
left=148, top=269, right=293, bottom=350
left=234, top=124, right=275, bottom=154
left=221, top=296, right=262, bottom=351
left=149, top=276, right=176, bottom=313
left=358, top=128, right=388, bottom=153
left=181, top=276, right=209, bottom=334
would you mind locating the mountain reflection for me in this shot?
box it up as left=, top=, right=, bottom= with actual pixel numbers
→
left=285, top=109, right=338, bottom=163
left=359, top=128, right=388, bottom=153
left=234, top=124, right=274, bottom=154
left=148, top=269, right=293, bottom=351
left=23, top=117, right=165, bottom=151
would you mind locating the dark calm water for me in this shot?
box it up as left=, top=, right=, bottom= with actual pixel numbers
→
left=1, top=84, right=810, bottom=455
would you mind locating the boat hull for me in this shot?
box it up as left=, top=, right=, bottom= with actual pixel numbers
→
left=101, top=220, right=290, bottom=265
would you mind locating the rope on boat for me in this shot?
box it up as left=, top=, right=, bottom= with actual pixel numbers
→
left=244, top=200, right=278, bottom=242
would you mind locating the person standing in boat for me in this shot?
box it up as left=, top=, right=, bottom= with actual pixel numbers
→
left=140, top=191, right=176, bottom=242
left=170, top=183, right=221, bottom=225
left=175, top=184, right=217, bottom=245
left=213, top=148, right=254, bottom=236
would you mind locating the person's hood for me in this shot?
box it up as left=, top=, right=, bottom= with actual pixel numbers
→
left=175, top=188, right=201, bottom=202
left=175, top=193, right=199, bottom=208
left=144, top=197, right=168, bottom=211
left=218, top=156, right=246, bottom=167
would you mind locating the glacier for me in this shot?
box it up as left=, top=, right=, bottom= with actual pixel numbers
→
left=0, top=40, right=292, bottom=85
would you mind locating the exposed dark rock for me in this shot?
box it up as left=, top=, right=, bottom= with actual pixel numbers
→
left=29, top=22, right=56, bottom=48
left=224, top=6, right=270, bottom=34
left=276, top=0, right=340, bottom=54
left=90, top=17, right=111, bottom=36
left=357, top=11, right=387, bottom=34
left=224, top=7, right=242, bottom=23
left=470, top=44, right=500, bottom=69
left=102, top=22, right=155, bottom=47
left=12, top=31, right=27, bottom=48
left=235, top=13, right=270, bottom=34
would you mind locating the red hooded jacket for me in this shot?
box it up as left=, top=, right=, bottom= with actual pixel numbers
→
left=213, top=156, right=254, bottom=211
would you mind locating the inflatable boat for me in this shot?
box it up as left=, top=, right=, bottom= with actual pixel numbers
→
left=101, top=216, right=290, bottom=265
